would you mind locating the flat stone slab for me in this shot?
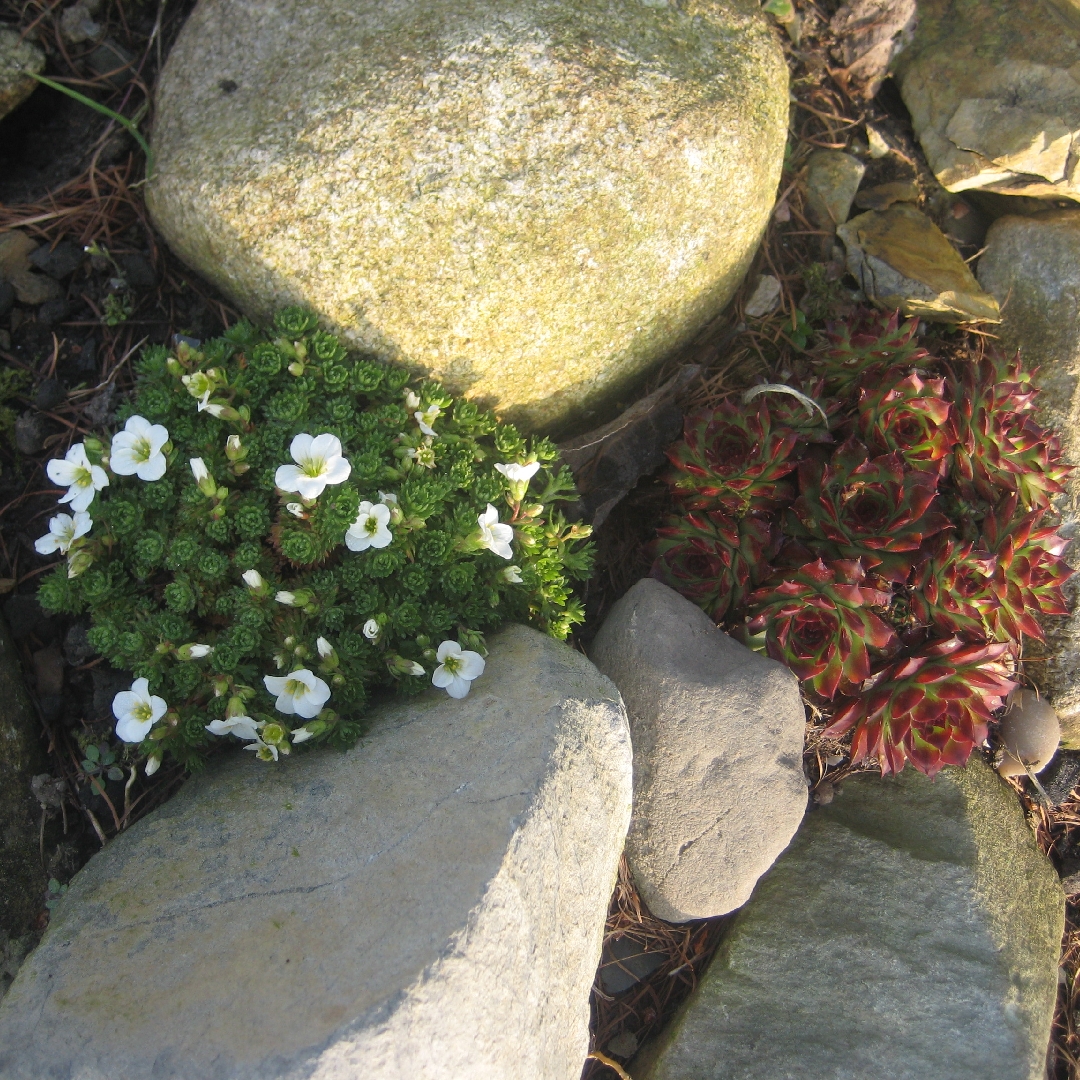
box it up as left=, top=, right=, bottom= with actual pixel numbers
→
left=0, top=624, right=632, bottom=1079
left=633, top=758, right=1064, bottom=1080
left=590, top=578, right=806, bottom=922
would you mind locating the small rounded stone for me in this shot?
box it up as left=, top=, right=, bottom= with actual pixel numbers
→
left=997, top=689, right=1061, bottom=777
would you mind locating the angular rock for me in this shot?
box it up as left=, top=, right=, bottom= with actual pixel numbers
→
left=977, top=210, right=1080, bottom=734
left=146, top=0, right=788, bottom=433
left=633, top=758, right=1064, bottom=1080
left=804, top=149, right=865, bottom=231
left=837, top=203, right=1000, bottom=323
left=829, top=0, right=917, bottom=99
left=893, top=0, right=1080, bottom=202
left=853, top=178, right=920, bottom=212
left=0, top=232, right=62, bottom=307
left=0, top=625, right=632, bottom=1079
left=0, top=26, right=44, bottom=122
left=589, top=579, right=806, bottom=923
left=743, top=273, right=781, bottom=317
left=0, top=610, right=47, bottom=977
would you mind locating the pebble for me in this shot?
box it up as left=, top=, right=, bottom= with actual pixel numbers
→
left=118, top=253, right=157, bottom=289
left=1037, top=752, right=1080, bottom=807
left=37, top=300, right=69, bottom=328
left=34, top=378, right=66, bottom=412
left=14, top=413, right=44, bottom=456
left=997, top=690, right=1061, bottom=778
left=28, top=241, right=85, bottom=282
left=745, top=274, right=782, bottom=317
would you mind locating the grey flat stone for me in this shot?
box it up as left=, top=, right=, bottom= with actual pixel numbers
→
left=145, top=0, right=788, bottom=433
left=590, top=579, right=807, bottom=922
left=633, top=758, right=1064, bottom=1080
left=0, top=624, right=633, bottom=1079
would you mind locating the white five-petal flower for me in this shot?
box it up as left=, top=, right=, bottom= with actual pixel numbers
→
left=263, top=669, right=331, bottom=719
left=494, top=461, right=541, bottom=486
left=35, top=511, right=92, bottom=555
left=110, top=415, right=170, bottom=481
left=47, top=443, right=109, bottom=512
left=345, top=501, right=393, bottom=551
left=476, top=503, right=514, bottom=559
left=275, top=433, right=351, bottom=500
left=414, top=404, right=441, bottom=437
left=205, top=714, right=262, bottom=741
left=113, top=677, right=167, bottom=743
left=431, top=641, right=486, bottom=699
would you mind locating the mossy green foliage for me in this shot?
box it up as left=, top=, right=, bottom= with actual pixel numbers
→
left=37, top=309, right=592, bottom=770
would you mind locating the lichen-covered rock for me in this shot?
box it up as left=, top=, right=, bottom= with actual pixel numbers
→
left=589, top=578, right=806, bottom=922
left=0, top=625, right=632, bottom=1079
left=633, top=758, right=1064, bottom=1080
left=804, top=149, right=865, bottom=231
left=145, top=0, right=788, bottom=433
left=0, top=27, right=44, bottom=122
left=977, top=210, right=1080, bottom=740
left=892, top=0, right=1080, bottom=203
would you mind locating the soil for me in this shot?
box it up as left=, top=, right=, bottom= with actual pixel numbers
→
left=2, top=0, right=1080, bottom=1076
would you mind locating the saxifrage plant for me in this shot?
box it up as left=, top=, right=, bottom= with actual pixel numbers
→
left=35, top=309, right=592, bottom=773
left=654, top=310, right=1072, bottom=777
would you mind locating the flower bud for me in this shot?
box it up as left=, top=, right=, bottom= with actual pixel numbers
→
left=83, top=437, right=103, bottom=456
left=66, top=548, right=94, bottom=579
left=190, top=457, right=218, bottom=497
left=225, top=434, right=246, bottom=461
left=242, top=569, right=267, bottom=593
left=211, top=677, right=230, bottom=698
left=177, top=642, right=213, bottom=660
left=363, top=618, right=380, bottom=641
left=145, top=753, right=162, bottom=777
left=287, top=361, right=305, bottom=377
left=226, top=695, right=247, bottom=718
left=501, top=565, right=523, bottom=584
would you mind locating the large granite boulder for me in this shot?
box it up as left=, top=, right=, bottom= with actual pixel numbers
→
left=892, top=0, right=1080, bottom=203
left=632, top=758, right=1064, bottom=1080
left=145, top=0, right=788, bottom=433
left=977, top=210, right=1080, bottom=741
left=589, top=579, right=806, bottom=922
left=0, top=624, right=632, bottom=1079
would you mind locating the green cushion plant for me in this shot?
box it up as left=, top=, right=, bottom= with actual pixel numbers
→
left=36, top=308, right=592, bottom=773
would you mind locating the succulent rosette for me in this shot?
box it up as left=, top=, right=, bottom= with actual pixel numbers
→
left=948, top=352, right=1070, bottom=513
left=852, top=372, right=956, bottom=472
left=980, top=499, right=1072, bottom=642
left=788, top=440, right=950, bottom=579
left=817, top=310, right=929, bottom=398
left=909, top=535, right=998, bottom=640
left=651, top=510, right=773, bottom=622
left=823, top=638, right=1017, bottom=776
left=739, top=558, right=897, bottom=699
left=664, top=399, right=799, bottom=515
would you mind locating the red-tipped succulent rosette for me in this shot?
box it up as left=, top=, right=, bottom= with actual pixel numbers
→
left=852, top=371, right=957, bottom=473
left=787, top=440, right=951, bottom=580
left=651, top=510, right=774, bottom=622
left=909, top=535, right=998, bottom=640
left=664, top=398, right=799, bottom=515
left=817, top=310, right=929, bottom=398
left=823, top=638, right=1017, bottom=777
left=739, top=558, right=898, bottom=699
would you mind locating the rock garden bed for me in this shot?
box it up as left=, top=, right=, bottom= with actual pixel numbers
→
left=2, top=0, right=1080, bottom=1077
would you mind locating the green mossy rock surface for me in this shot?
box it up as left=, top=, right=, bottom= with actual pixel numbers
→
left=633, top=758, right=1064, bottom=1080
left=146, top=0, right=788, bottom=433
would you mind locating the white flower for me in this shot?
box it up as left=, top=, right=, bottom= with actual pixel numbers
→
left=415, top=404, right=441, bottom=437
left=407, top=660, right=425, bottom=676
left=286, top=502, right=306, bottom=519
left=263, top=669, right=331, bottom=719
left=201, top=400, right=230, bottom=419
left=180, top=643, right=213, bottom=659
left=190, top=457, right=210, bottom=484
left=144, top=754, right=161, bottom=777
left=379, top=491, right=398, bottom=506
left=477, top=503, right=514, bottom=559
left=47, top=443, right=109, bottom=512
left=501, top=565, right=523, bottom=584
left=245, top=737, right=279, bottom=761
left=317, top=636, right=334, bottom=658
left=242, top=569, right=265, bottom=590
left=110, top=415, right=169, bottom=481
left=363, top=618, right=380, bottom=640
left=431, top=641, right=486, bottom=699
left=275, top=433, right=351, bottom=499
left=276, top=591, right=296, bottom=605
left=113, top=677, right=167, bottom=743
left=345, top=501, right=392, bottom=551
left=291, top=725, right=316, bottom=744
left=205, top=714, right=262, bottom=741
left=494, top=461, right=541, bottom=486
left=35, top=511, right=92, bottom=555
left=403, top=390, right=421, bottom=411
